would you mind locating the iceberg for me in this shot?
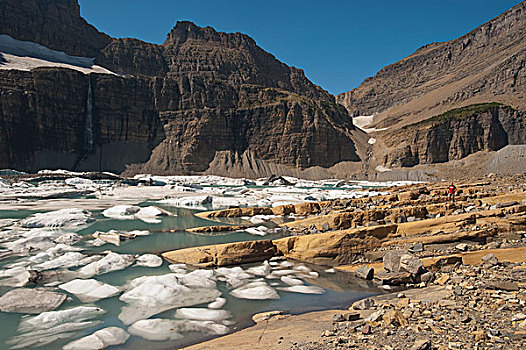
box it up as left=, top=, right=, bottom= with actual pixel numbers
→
left=77, top=252, right=135, bottom=278
left=63, top=327, right=129, bottom=350
left=230, top=281, right=279, bottom=300
left=135, top=254, right=163, bottom=268
left=8, top=306, right=105, bottom=349
left=175, top=308, right=231, bottom=322
left=118, top=273, right=221, bottom=324
left=20, top=208, right=94, bottom=228
left=59, top=279, right=120, bottom=302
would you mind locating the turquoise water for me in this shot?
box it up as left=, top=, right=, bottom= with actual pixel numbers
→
left=0, top=201, right=382, bottom=349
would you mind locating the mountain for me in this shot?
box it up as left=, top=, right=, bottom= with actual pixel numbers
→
left=0, top=0, right=367, bottom=178
left=336, top=1, right=526, bottom=178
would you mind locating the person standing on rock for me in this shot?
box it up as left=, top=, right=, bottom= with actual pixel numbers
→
left=448, top=183, right=457, bottom=203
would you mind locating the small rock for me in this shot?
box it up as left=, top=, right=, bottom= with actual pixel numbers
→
left=419, top=271, right=435, bottom=284
left=410, top=339, right=430, bottom=350
left=435, top=273, right=450, bottom=286
left=346, top=312, right=361, bottom=321
left=481, top=253, right=498, bottom=266
left=333, top=314, right=346, bottom=322
left=485, top=281, right=519, bottom=291
left=399, top=253, right=424, bottom=276
left=454, top=285, right=462, bottom=296
left=355, top=265, right=374, bottom=280
left=351, top=298, right=375, bottom=310
left=361, top=325, right=371, bottom=335
left=510, top=266, right=526, bottom=281
left=455, top=243, right=468, bottom=251
left=411, top=243, right=424, bottom=252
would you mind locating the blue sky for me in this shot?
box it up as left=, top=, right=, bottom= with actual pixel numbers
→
left=79, top=0, right=522, bottom=95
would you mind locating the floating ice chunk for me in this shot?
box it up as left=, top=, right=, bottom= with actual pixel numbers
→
left=135, top=254, right=163, bottom=268
left=168, top=264, right=187, bottom=274
left=102, top=205, right=140, bottom=219
left=0, top=288, right=66, bottom=313
left=324, top=268, right=336, bottom=273
left=215, top=266, right=252, bottom=287
left=293, top=264, right=311, bottom=272
left=308, top=271, right=319, bottom=278
left=246, top=261, right=271, bottom=276
left=208, top=297, right=226, bottom=309
left=34, top=252, right=99, bottom=271
left=8, top=306, right=105, bottom=349
left=20, top=208, right=93, bottom=228
left=3, top=230, right=65, bottom=253
left=59, top=279, right=120, bottom=302
left=63, top=327, right=129, bottom=350
left=128, top=319, right=184, bottom=341
left=54, top=232, right=82, bottom=245
left=65, top=177, right=94, bottom=187
left=279, top=261, right=294, bottom=268
left=128, top=319, right=229, bottom=341
left=280, top=276, right=304, bottom=286
left=159, top=196, right=212, bottom=210
left=245, top=227, right=268, bottom=236
left=135, top=206, right=171, bottom=223
left=77, top=252, right=135, bottom=278
left=266, top=269, right=297, bottom=279
left=230, top=281, right=279, bottom=300
left=176, top=308, right=231, bottom=322
left=0, top=177, right=9, bottom=187
left=277, top=285, right=325, bottom=294
left=368, top=137, right=377, bottom=145
left=174, top=269, right=216, bottom=289
left=119, top=274, right=221, bottom=324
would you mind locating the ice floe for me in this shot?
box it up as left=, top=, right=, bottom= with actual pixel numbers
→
left=175, top=308, right=231, bottom=322
left=0, top=288, right=66, bottom=313
left=207, top=297, right=227, bottom=309
left=118, top=273, right=221, bottom=324
left=230, top=280, right=279, bottom=300
left=59, top=279, right=120, bottom=302
left=128, top=319, right=229, bottom=341
left=101, top=205, right=170, bottom=223
left=63, top=327, right=130, bottom=350
left=277, top=285, right=325, bottom=294
left=77, top=252, right=135, bottom=278
left=134, top=254, right=163, bottom=267
left=20, top=208, right=94, bottom=228
left=8, top=306, right=105, bottom=349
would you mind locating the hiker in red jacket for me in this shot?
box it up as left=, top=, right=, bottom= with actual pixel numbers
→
left=448, top=183, right=457, bottom=203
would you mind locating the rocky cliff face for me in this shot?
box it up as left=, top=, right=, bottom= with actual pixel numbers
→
left=382, top=104, right=526, bottom=167
left=337, top=1, right=526, bottom=128
left=0, top=2, right=365, bottom=177
left=0, top=0, right=111, bottom=57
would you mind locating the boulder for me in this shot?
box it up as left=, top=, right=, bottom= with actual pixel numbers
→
left=399, top=254, right=424, bottom=276
left=354, top=265, right=374, bottom=280
left=383, top=250, right=409, bottom=273
left=162, top=240, right=277, bottom=268
left=511, top=266, right=526, bottom=281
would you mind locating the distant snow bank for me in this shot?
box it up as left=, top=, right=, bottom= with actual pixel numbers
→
left=0, top=34, right=115, bottom=75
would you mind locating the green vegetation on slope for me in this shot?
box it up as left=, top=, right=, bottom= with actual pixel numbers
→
left=403, top=103, right=511, bottom=129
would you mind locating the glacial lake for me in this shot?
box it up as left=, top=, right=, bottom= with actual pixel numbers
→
left=0, top=191, right=384, bottom=349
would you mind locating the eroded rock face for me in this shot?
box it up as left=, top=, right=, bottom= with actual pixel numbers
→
left=0, top=3, right=363, bottom=176
left=383, top=105, right=526, bottom=167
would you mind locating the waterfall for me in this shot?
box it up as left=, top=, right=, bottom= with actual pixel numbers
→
left=74, top=75, right=95, bottom=170
left=85, top=76, right=94, bottom=153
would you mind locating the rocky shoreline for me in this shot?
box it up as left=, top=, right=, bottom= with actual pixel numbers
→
left=173, top=175, right=526, bottom=349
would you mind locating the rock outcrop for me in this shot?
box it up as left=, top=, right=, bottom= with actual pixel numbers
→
left=383, top=104, right=526, bottom=167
